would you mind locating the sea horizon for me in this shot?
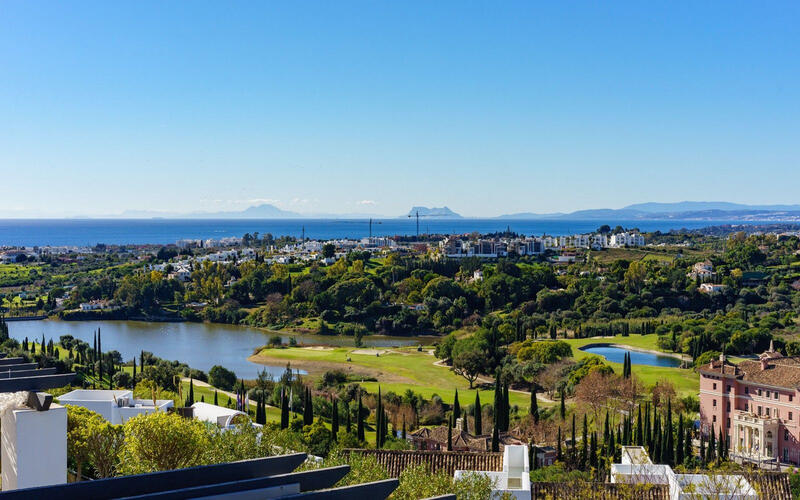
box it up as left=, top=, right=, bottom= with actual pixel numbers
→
left=0, top=217, right=776, bottom=247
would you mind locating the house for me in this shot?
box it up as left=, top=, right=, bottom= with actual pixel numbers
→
left=699, top=283, right=727, bottom=295
left=454, top=444, right=531, bottom=499
left=688, top=261, right=716, bottom=281
left=57, top=389, right=173, bottom=424
left=472, top=269, right=484, bottom=282
left=611, top=446, right=758, bottom=499
left=699, top=344, right=800, bottom=465
left=191, top=402, right=250, bottom=428
left=79, top=300, right=114, bottom=311
left=530, top=445, right=557, bottom=467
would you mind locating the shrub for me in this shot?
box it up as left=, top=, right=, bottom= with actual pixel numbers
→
left=208, top=365, right=237, bottom=391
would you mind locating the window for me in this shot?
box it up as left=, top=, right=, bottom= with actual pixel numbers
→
left=726, top=419, right=730, bottom=428
left=786, top=430, right=790, bottom=441
left=713, top=399, right=717, bottom=407
left=713, top=383, right=717, bottom=390
left=791, top=412, right=794, bottom=421
left=713, top=415, right=717, bottom=423
left=766, top=408, right=770, bottom=417
left=766, top=391, right=771, bottom=398
left=791, top=395, right=794, bottom=402
left=758, top=406, right=762, bottom=415
left=775, top=392, right=779, bottom=400
left=726, top=402, right=731, bottom=411
left=728, top=385, right=733, bottom=392
left=758, top=389, right=762, bottom=396
left=745, top=387, right=750, bottom=394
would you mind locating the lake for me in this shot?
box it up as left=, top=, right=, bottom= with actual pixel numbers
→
left=580, top=345, right=683, bottom=368
left=7, top=319, right=432, bottom=379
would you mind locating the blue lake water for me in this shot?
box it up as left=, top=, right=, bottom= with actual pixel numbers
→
left=580, top=345, right=683, bottom=368
left=7, top=319, right=429, bottom=379
left=0, top=218, right=765, bottom=246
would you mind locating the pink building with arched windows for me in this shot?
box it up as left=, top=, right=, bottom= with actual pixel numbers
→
left=699, top=343, right=800, bottom=465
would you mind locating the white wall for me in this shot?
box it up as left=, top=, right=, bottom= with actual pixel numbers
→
left=1, top=404, right=67, bottom=490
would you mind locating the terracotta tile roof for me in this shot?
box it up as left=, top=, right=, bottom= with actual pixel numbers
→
left=736, top=357, right=800, bottom=389
left=342, top=449, right=502, bottom=478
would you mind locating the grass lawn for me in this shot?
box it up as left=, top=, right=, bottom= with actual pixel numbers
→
left=562, top=334, right=699, bottom=397
left=250, top=346, right=536, bottom=411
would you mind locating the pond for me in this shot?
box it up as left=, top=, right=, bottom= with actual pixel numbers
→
left=7, top=319, right=434, bottom=380
left=580, top=345, right=683, bottom=368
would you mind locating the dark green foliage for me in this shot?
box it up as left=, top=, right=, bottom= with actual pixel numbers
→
left=474, top=392, right=482, bottom=435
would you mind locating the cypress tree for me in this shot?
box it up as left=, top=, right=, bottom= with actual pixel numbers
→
left=556, top=427, right=562, bottom=461
left=453, top=389, right=460, bottom=420
left=303, top=387, right=314, bottom=426
left=581, top=414, right=588, bottom=468
left=376, top=386, right=383, bottom=448
left=186, top=378, right=195, bottom=406
left=346, top=400, right=352, bottom=434
left=280, top=388, right=289, bottom=429
left=493, top=372, right=502, bottom=432
left=491, top=425, right=499, bottom=452
left=530, top=385, right=539, bottom=424
left=716, top=428, right=725, bottom=464
left=571, top=414, right=577, bottom=464
left=331, top=399, right=339, bottom=440
left=707, top=424, right=716, bottom=463
left=97, top=329, right=102, bottom=384
left=589, top=431, right=597, bottom=468
left=502, top=383, right=510, bottom=431
left=447, top=414, right=453, bottom=451
left=676, top=414, right=684, bottom=466
left=665, top=400, right=674, bottom=466
left=132, top=357, right=137, bottom=386
left=462, top=408, right=469, bottom=434
left=684, top=427, right=693, bottom=465
left=560, top=391, right=566, bottom=420
left=474, top=392, right=482, bottom=435
left=635, top=405, right=643, bottom=446
left=699, top=433, right=706, bottom=465
left=214, top=390, right=218, bottom=406
left=357, top=394, right=365, bottom=441
left=402, top=415, right=406, bottom=440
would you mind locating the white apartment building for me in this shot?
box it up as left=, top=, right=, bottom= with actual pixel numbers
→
left=58, top=390, right=173, bottom=425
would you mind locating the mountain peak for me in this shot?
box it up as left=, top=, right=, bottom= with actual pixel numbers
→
left=407, top=206, right=462, bottom=218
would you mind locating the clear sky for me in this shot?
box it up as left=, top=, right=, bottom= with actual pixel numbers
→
left=1, top=1, right=798, bottom=217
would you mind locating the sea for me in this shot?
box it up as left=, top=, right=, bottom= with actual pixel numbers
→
left=0, top=218, right=763, bottom=247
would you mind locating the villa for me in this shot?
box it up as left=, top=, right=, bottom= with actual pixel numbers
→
left=57, top=389, right=173, bottom=425
left=699, top=343, right=800, bottom=466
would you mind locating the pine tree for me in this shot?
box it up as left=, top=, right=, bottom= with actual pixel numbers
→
left=530, top=385, right=539, bottom=424
left=474, top=392, right=482, bottom=435
left=453, top=389, right=460, bottom=420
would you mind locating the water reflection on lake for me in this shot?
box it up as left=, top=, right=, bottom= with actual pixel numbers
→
left=8, top=320, right=433, bottom=379
left=580, top=345, right=683, bottom=368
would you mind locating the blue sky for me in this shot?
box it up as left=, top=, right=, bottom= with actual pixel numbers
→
left=1, top=1, right=798, bottom=217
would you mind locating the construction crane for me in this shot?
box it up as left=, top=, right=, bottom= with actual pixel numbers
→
left=407, top=210, right=436, bottom=240
left=368, top=218, right=382, bottom=239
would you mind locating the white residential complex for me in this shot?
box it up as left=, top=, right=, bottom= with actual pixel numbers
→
left=438, top=231, right=645, bottom=258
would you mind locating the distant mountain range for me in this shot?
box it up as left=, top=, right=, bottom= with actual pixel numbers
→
left=498, top=201, right=800, bottom=221
left=89, top=201, right=800, bottom=221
